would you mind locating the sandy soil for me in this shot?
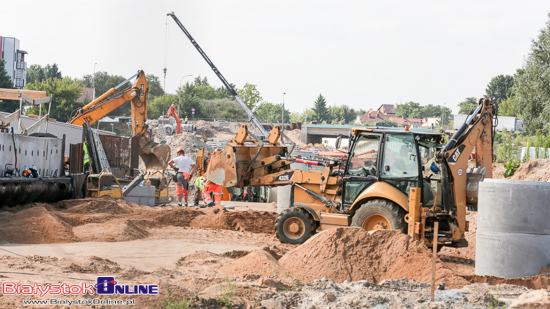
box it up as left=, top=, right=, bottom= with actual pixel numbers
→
left=1, top=159, right=550, bottom=308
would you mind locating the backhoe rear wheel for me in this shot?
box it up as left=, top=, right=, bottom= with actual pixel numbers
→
left=351, top=199, right=407, bottom=232
left=275, top=207, right=317, bottom=244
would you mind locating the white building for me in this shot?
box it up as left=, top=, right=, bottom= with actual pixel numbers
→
left=0, top=35, right=27, bottom=88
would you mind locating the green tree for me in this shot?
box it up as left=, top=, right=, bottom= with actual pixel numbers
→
left=26, top=63, right=62, bottom=84
left=149, top=94, right=178, bottom=119
left=26, top=64, right=45, bottom=84
left=236, top=83, right=263, bottom=111
left=0, top=59, right=18, bottom=112
left=25, top=78, right=82, bottom=121
left=328, top=105, right=356, bottom=124
left=312, top=94, right=329, bottom=122
left=254, top=102, right=290, bottom=123
left=485, top=75, right=514, bottom=105
left=0, top=59, right=12, bottom=88
left=395, top=102, right=421, bottom=118
left=289, top=108, right=316, bottom=123
left=499, top=97, right=519, bottom=117
left=79, top=71, right=130, bottom=116
left=513, top=13, right=550, bottom=134
left=458, top=97, right=478, bottom=115
left=145, top=74, right=165, bottom=99
left=200, top=98, right=246, bottom=121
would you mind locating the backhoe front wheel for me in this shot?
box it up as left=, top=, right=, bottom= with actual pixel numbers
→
left=275, top=207, right=317, bottom=244
left=351, top=199, right=407, bottom=232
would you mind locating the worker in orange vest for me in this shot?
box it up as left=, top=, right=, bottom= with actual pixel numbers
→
left=203, top=180, right=223, bottom=207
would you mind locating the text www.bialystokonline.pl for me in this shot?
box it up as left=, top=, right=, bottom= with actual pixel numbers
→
left=22, top=298, right=135, bottom=306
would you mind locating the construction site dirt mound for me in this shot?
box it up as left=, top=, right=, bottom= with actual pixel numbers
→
left=0, top=204, right=77, bottom=244
left=169, top=132, right=208, bottom=155
left=190, top=205, right=277, bottom=234
left=217, top=249, right=287, bottom=278
left=493, top=159, right=550, bottom=182
left=57, top=196, right=130, bottom=215
left=278, top=228, right=469, bottom=286
left=0, top=197, right=278, bottom=245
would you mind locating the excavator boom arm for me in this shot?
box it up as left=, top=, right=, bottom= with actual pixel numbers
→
left=69, top=70, right=149, bottom=137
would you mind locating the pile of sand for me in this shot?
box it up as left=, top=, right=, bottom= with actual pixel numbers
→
left=0, top=197, right=277, bottom=245
left=277, top=228, right=469, bottom=286
left=0, top=204, right=77, bottom=244
left=190, top=205, right=277, bottom=234
left=168, top=132, right=209, bottom=155
left=218, top=249, right=287, bottom=278
left=493, top=159, right=550, bottom=182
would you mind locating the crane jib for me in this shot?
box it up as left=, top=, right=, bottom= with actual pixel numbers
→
left=167, top=11, right=268, bottom=137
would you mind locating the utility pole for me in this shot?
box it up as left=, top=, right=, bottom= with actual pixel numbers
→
left=282, top=92, right=286, bottom=131
left=92, top=63, right=97, bottom=100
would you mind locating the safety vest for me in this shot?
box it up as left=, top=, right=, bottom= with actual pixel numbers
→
left=83, top=143, right=90, bottom=164
left=195, top=176, right=205, bottom=191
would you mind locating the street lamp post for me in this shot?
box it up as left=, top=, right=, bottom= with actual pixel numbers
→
left=92, top=63, right=97, bottom=100
left=282, top=92, right=286, bottom=131
left=178, top=74, right=193, bottom=116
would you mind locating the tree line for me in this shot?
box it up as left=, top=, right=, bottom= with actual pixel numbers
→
left=3, top=13, right=550, bottom=133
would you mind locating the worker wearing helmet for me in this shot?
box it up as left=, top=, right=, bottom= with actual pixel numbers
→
left=168, top=147, right=197, bottom=206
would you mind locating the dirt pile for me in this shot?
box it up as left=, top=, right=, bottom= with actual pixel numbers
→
left=493, top=159, right=550, bottom=182
left=0, top=204, right=77, bottom=244
left=168, top=132, right=209, bottom=156
left=218, top=249, right=287, bottom=278
left=190, top=205, right=277, bottom=233
left=278, top=228, right=469, bottom=286
left=0, top=197, right=277, bottom=244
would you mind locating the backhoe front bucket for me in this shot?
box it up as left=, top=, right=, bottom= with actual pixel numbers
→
left=205, top=124, right=290, bottom=187
left=140, top=138, right=171, bottom=170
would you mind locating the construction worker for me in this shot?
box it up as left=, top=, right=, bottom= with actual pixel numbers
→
left=202, top=148, right=223, bottom=207
left=202, top=179, right=223, bottom=207
left=185, top=116, right=188, bottom=124
left=83, top=142, right=90, bottom=172
left=168, top=147, right=197, bottom=206
left=193, top=176, right=206, bottom=206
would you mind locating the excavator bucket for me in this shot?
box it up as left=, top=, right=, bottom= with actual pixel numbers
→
left=205, top=124, right=291, bottom=187
left=139, top=138, right=171, bottom=170
left=205, top=146, right=239, bottom=187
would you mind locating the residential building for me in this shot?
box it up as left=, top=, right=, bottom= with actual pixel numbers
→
left=0, top=35, right=27, bottom=89
left=76, top=88, right=94, bottom=103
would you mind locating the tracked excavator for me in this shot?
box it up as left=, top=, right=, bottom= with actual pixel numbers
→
left=205, top=98, right=495, bottom=249
left=69, top=70, right=171, bottom=202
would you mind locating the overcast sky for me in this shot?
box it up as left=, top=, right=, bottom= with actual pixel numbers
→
left=1, top=1, right=549, bottom=114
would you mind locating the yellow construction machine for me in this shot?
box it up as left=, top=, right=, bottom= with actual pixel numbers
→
left=69, top=70, right=171, bottom=202
left=205, top=98, right=495, bottom=249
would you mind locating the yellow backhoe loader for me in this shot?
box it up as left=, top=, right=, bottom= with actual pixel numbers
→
left=205, top=98, right=495, bottom=249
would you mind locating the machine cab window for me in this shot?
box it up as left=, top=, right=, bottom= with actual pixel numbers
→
left=381, top=134, right=418, bottom=178
left=380, top=134, right=419, bottom=196
left=345, top=134, right=380, bottom=177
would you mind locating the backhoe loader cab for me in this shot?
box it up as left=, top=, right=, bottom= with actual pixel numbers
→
left=341, top=128, right=445, bottom=212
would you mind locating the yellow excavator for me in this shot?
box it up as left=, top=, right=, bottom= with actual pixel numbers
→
left=205, top=98, right=495, bottom=249
left=69, top=70, right=171, bottom=202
